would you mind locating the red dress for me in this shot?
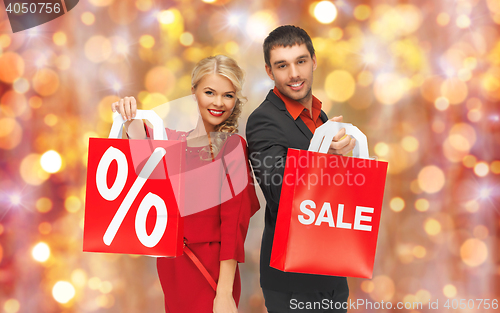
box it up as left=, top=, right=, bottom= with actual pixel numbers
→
left=148, top=127, right=260, bottom=313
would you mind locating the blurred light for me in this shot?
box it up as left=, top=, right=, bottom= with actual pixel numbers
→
left=139, top=35, right=155, bottom=48
left=458, top=68, right=472, bottom=81
left=354, top=4, right=371, bottom=21
left=374, top=142, right=389, bottom=156
left=99, top=281, right=113, bottom=293
left=202, top=0, right=216, bottom=3
left=474, top=162, right=489, bottom=177
left=479, top=188, right=491, bottom=199
left=89, top=0, right=113, bottom=6
left=71, top=269, right=88, bottom=287
left=313, top=1, right=338, bottom=24
left=415, top=198, right=429, bottom=212
left=491, top=160, right=500, bottom=174
left=464, top=200, right=479, bottom=213
left=443, top=284, right=457, bottom=298
left=13, top=78, right=30, bottom=94
left=9, top=194, right=21, bottom=205
left=245, top=11, right=277, bottom=42
left=88, top=277, right=102, bottom=290
left=228, top=14, right=240, bottom=27
left=36, top=197, right=52, bottom=213
left=401, top=136, right=419, bottom=152
left=44, top=114, right=58, bottom=126
left=29, top=96, right=43, bottom=108
left=360, top=280, right=374, bottom=293
left=38, top=222, right=52, bottom=234
left=370, top=275, right=395, bottom=302
left=179, top=32, right=194, bottom=46
left=434, top=96, right=449, bottom=111
left=52, top=281, right=76, bottom=304
left=462, top=155, right=477, bottom=168
left=136, top=0, right=153, bottom=11
left=85, top=36, right=112, bottom=63
left=460, top=238, right=488, bottom=267
left=3, top=299, right=20, bottom=313
left=0, top=34, right=11, bottom=48
left=112, top=81, right=122, bottom=92
left=224, top=41, right=239, bottom=55
left=324, top=70, right=355, bottom=102
left=81, top=12, right=96, bottom=25
left=32, top=68, right=60, bottom=96
left=20, top=154, right=49, bottom=185
left=416, top=289, right=431, bottom=304
left=418, top=165, right=445, bottom=194
left=32, top=242, right=50, bottom=262
left=473, top=225, right=489, bottom=240
left=328, top=27, right=343, bottom=41
left=374, top=73, right=406, bottom=105
left=0, top=52, right=25, bottom=84
left=441, top=78, right=468, bottom=104
left=424, top=218, right=441, bottom=235
left=456, top=14, right=471, bottom=28
left=65, top=196, right=81, bottom=213
left=53, top=32, right=67, bottom=46
left=437, top=12, right=450, bottom=26
left=40, top=150, right=62, bottom=174
left=390, top=197, right=405, bottom=212
left=467, top=109, right=481, bottom=122
left=357, top=71, right=373, bottom=87
left=157, top=10, right=175, bottom=24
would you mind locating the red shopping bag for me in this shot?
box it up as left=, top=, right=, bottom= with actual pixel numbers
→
left=270, top=121, right=388, bottom=278
left=83, top=110, right=184, bottom=257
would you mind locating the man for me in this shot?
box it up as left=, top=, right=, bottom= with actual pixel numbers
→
left=246, top=25, right=355, bottom=312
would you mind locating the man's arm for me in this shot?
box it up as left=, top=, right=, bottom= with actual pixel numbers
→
left=246, top=110, right=288, bottom=214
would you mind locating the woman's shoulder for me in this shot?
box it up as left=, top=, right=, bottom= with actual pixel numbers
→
left=165, top=127, right=191, bottom=141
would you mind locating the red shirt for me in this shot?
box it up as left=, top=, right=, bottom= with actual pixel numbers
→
left=273, top=86, right=324, bottom=134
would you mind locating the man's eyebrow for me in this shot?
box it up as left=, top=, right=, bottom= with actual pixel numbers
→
left=273, top=60, right=287, bottom=66
left=297, top=55, right=309, bottom=60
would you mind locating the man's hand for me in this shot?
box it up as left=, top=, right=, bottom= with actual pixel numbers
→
left=111, top=96, right=137, bottom=121
left=327, top=115, right=356, bottom=156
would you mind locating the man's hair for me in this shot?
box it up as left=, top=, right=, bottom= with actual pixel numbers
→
left=263, top=25, right=315, bottom=67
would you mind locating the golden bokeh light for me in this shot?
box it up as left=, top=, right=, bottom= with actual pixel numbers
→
left=456, top=14, right=471, bottom=29
left=32, top=68, right=60, bottom=97
left=369, top=275, right=395, bottom=302
left=0, top=52, right=25, bottom=84
left=40, top=150, right=63, bottom=174
left=491, top=160, right=500, bottom=174
left=179, top=32, right=194, bottom=46
left=136, top=0, right=153, bottom=11
left=440, top=78, right=468, bottom=104
left=473, top=162, right=489, bottom=177
left=65, top=196, right=82, bottom=213
left=324, top=70, right=356, bottom=102
left=354, top=5, right=371, bottom=21
left=36, top=197, right=52, bottom=213
left=20, top=154, right=49, bottom=185
left=424, top=218, right=441, bottom=236
left=401, top=136, right=419, bottom=152
left=374, top=73, right=406, bottom=105
left=38, top=222, right=52, bottom=234
left=360, top=280, right=374, bottom=293
left=32, top=242, right=50, bottom=262
left=312, top=1, right=338, bottom=24
left=434, top=96, right=449, bottom=111
left=71, top=269, right=88, bottom=287
left=390, top=197, right=405, bottom=212
left=418, top=165, right=445, bottom=194
left=245, top=11, right=277, bottom=42
left=437, top=12, right=450, bottom=26
left=145, top=66, right=176, bottom=95
left=462, top=155, right=477, bottom=168
left=3, top=299, right=20, bottom=313
left=443, top=284, right=457, bottom=298
left=374, top=142, right=389, bottom=157
left=460, top=239, right=488, bottom=267
left=415, top=198, right=429, bottom=212
left=139, top=35, right=155, bottom=49
left=473, top=225, right=489, bottom=240
left=81, top=12, right=96, bottom=25
left=52, top=281, right=76, bottom=304
left=53, top=32, right=67, bottom=46
left=84, top=36, right=112, bottom=63
left=0, top=34, right=11, bottom=48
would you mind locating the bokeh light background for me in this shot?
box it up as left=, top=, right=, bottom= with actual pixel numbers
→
left=1, top=0, right=499, bottom=312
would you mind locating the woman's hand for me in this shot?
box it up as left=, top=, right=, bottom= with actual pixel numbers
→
left=111, top=96, right=137, bottom=121
left=110, top=96, right=146, bottom=139
left=213, top=291, right=238, bottom=313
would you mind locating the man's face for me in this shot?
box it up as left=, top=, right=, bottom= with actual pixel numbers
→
left=265, top=43, right=317, bottom=106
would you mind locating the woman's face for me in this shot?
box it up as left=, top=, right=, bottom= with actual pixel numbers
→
left=192, top=74, right=237, bottom=133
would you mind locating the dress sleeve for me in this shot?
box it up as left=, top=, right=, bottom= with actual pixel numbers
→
left=219, top=135, right=260, bottom=263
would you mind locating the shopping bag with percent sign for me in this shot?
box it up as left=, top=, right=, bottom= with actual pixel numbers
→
left=270, top=121, right=388, bottom=278
left=83, top=110, right=184, bottom=257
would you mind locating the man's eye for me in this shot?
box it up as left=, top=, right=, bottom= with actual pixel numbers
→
left=278, top=64, right=286, bottom=69
left=298, top=60, right=305, bottom=64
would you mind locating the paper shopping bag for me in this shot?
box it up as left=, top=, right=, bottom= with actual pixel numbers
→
left=270, top=121, right=388, bottom=278
left=83, top=110, right=184, bottom=257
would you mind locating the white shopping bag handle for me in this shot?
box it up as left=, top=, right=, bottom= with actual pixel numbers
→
left=109, top=110, right=168, bottom=140
left=308, top=121, right=369, bottom=159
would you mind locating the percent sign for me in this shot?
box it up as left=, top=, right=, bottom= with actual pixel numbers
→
left=95, top=146, right=168, bottom=248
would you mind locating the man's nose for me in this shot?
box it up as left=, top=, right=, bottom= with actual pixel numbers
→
left=289, top=64, right=299, bottom=79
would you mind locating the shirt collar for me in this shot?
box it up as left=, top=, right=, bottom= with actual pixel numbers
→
left=273, top=86, right=322, bottom=120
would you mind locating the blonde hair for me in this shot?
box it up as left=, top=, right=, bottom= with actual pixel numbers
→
left=191, top=55, right=246, bottom=159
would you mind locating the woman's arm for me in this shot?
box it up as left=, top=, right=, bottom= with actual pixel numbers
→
left=213, top=259, right=238, bottom=313
left=111, top=96, right=147, bottom=139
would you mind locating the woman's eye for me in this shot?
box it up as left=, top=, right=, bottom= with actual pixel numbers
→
left=225, top=94, right=234, bottom=99
left=205, top=91, right=213, bottom=95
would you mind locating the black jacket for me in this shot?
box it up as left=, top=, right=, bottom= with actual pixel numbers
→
left=246, top=90, right=349, bottom=292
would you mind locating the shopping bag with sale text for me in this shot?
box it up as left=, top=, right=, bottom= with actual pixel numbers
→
left=270, top=121, right=388, bottom=278
left=83, top=110, right=184, bottom=257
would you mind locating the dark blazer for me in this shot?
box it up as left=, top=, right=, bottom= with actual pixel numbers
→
left=246, top=90, right=349, bottom=293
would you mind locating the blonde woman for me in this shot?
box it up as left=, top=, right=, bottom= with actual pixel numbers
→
left=112, top=55, right=259, bottom=313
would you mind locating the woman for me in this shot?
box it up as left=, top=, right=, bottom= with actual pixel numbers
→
left=111, top=55, right=260, bottom=313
